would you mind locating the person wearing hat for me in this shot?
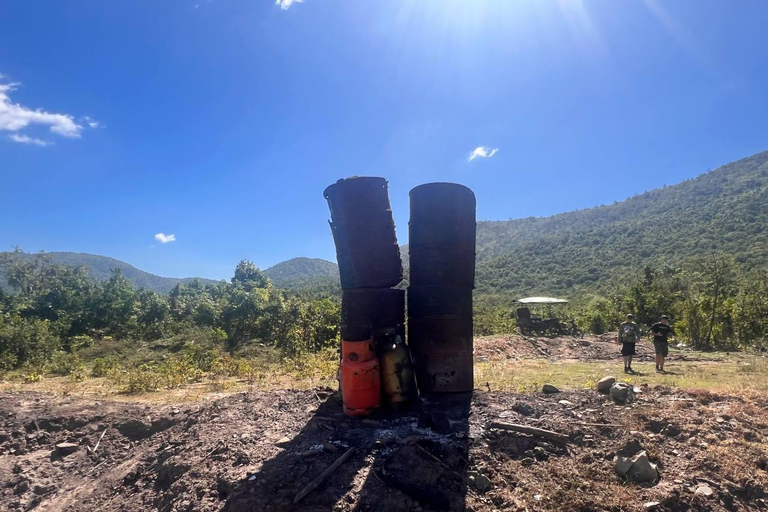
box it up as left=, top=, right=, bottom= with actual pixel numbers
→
left=651, top=315, right=674, bottom=373
left=618, top=314, right=640, bottom=374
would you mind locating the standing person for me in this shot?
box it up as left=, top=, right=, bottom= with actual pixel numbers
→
left=651, top=315, right=674, bottom=373
left=619, top=314, right=640, bottom=374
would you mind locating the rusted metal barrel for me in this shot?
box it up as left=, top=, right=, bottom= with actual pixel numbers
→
left=407, top=286, right=473, bottom=319
left=408, top=183, right=476, bottom=288
left=407, top=316, right=474, bottom=393
left=325, top=177, right=403, bottom=290
left=408, top=183, right=476, bottom=393
left=341, top=289, right=405, bottom=341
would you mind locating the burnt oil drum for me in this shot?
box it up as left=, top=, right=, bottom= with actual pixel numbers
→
left=341, top=288, right=405, bottom=341
left=408, top=183, right=476, bottom=288
left=407, top=316, right=474, bottom=393
left=407, top=285, right=473, bottom=319
left=325, top=177, right=403, bottom=289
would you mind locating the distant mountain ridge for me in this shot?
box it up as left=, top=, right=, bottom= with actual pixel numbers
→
left=0, top=251, right=222, bottom=294
left=0, top=251, right=341, bottom=295
left=262, top=257, right=339, bottom=289
left=3, top=150, right=766, bottom=299
left=473, top=149, right=768, bottom=296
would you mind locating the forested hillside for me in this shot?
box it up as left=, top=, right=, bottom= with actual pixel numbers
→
left=0, top=252, right=219, bottom=294
left=264, top=258, right=339, bottom=291
left=475, top=150, right=768, bottom=297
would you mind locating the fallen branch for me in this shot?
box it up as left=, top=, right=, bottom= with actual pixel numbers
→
left=201, top=441, right=224, bottom=461
left=87, top=428, right=108, bottom=453
left=488, top=421, right=570, bottom=444
left=293, top=447, right=355, bottom=504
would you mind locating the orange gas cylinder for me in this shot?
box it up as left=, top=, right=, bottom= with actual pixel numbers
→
left=340, top=339, right=381, bottom=416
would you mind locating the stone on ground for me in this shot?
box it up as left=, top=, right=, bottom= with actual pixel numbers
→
left=542, top=384, right=560, bottom=394
left=55, top=442, right=79, bottom=456
left=695, top=485, right=714, bottom=497
left=610, top=382, right=635, bottom=404
left=597, top=376, right=616, bottom=393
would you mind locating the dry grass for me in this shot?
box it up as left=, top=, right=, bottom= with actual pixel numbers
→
left=476, top=355, right=768, bottom=394
left=2, top=350, right=765, bottom=403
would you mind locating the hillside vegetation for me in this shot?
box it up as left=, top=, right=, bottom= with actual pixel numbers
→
left=0, top=251, right=219, bottom=294
left=263, top=257, right=341, bottom=298
left=475, top=150, right=768, bottom=297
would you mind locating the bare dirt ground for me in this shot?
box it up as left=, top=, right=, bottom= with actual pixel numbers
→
left=2, top=383, right=767, bottom=512
left=474, top=333, right=719, bottom=362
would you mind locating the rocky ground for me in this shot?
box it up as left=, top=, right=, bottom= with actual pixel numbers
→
left=1, top=382, right=766, bottom=512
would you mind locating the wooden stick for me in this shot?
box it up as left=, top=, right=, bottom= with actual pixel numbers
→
left=488, top=421, right=570, bottom=444
left=293, top=447, right=355, bottom=504
left=90, top=428, right=108, bottom=453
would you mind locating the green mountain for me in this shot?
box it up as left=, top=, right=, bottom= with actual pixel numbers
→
left=263, top=257, right=339, bottom=290
left=474, top=150, right=768, bottom=297
left=0, top=252, right=220, bottom=294
left=3, top=151, right=765, bottom=300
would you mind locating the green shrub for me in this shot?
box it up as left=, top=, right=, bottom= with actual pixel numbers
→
left=49, top=352, right=85, bottom=377
left=91, top=357, right=123, bottom=378
left=124, top=365, right=161, bottom=394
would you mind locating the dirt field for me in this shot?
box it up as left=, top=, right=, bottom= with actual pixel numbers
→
left=474, top=333, right=718, bottom=362
left=2, top=382, right=767, bottom=512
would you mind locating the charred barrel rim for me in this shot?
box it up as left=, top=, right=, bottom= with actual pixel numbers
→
left=409, top=182, right=476, bottom=200
left=324, top=176, right=388, bottom=200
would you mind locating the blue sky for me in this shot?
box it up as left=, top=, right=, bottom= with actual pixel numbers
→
left=1, top=0, right=767, bottom=280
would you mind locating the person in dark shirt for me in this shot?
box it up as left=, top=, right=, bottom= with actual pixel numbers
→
left=618, top=314, right=641, bottom=374
left=651, top=315, right=674, bottom=373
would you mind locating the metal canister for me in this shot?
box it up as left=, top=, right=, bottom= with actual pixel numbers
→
left=375, top=328, right=418, bottom=404
left=324, top=177, right=403, bottom=289
left=407, top=316, right=474, bottom=393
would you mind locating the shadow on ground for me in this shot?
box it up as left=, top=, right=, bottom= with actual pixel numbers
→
left=222, top=392, right=471, bottom=512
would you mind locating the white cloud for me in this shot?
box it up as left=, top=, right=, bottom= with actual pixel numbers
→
left=8, top=134, right=54, bottom=147
left=83, top=116, right=101, bottom=129
left=0, top=76, right=86, bottom=144
left=276, top=0, right=303, bottom=10
left=468, top=146, right=499, bottom=162
left=154, top=233, right=177, bottom=244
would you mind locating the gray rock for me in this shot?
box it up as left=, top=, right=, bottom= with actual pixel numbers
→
left=55, top=442, right=79, bottom=456
left=32, top=484, right=57, bottom=496
left=614, top=442, right=658, bottom=484
left=468, top=472, right=492, bottom=493
left=597, top=376, right=616, bottom=393
left=14, top=480, right=29, bottom=495
left=542, top=384, right=560, bottom=394
left=626, top=451, right=658, bottom=483
left=610, top=383, right=635, bottom=404
left=644, top=502, right=660, bottom=510
left=275, top=436, right=291, bottom=447
left=695, top=485, right=714, bottom=497
left=11, top=439, right=27, bottom=453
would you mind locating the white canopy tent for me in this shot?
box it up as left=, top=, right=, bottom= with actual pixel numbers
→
left=515, top=297, right=569, bottom=304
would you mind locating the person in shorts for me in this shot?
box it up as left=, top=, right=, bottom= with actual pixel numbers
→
left=618, top=314, right=640, bottom=374
left=651, top=315, right=674, bottom=373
